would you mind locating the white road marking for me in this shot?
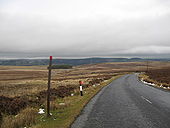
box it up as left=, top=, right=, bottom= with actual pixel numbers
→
left=141, top=96, right=152, bottom=104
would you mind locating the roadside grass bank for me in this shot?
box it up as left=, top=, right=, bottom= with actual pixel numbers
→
left=33, top=75, right=123, bottom=128
left=139, top=71, right=170, bottom=90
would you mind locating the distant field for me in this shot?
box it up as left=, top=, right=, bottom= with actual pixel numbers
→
left=0, top=61, right=170, bottom=97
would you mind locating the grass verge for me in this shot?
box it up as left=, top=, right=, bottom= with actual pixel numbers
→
left=139, top=73, right=170, bottom=89
left=33, top=75, right=122, bottom=128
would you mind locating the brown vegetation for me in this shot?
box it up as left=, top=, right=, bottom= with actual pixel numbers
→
left=0, top=61, right=170, bottom=127
left=146, top=68, right=170, bottom=84
left=0, top=96, right=27, bottom=115
left=1, top=107, right=37, bottom=128
left=0, top=61, right=170, bottom=97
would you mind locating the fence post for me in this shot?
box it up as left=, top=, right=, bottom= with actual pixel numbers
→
left=47, top=56, right=52, bottom=117
left=79, top=81, right=83, bottom=96
left=146, top=61, right=149, bottom=72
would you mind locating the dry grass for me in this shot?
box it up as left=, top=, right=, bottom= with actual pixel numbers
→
left=0, top=61, right=170, bottom=97
left=1, top=107, right=38, bottom=128
left=146, top=68, right=170, bottom=84
left=139, top=67, right=170, bottom=89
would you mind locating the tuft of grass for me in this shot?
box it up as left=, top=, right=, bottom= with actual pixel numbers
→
left=1, top=107, right=38, bottom=128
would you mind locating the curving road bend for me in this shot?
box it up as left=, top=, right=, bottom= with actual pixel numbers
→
left=71, top=74, right=170, bottom=128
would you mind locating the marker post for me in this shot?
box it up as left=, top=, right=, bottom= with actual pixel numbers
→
left=47, top=56, right=52, bottom=117
left=146, top=61, right=149, bottom=72
left=79, top=81, right=83, bottom=96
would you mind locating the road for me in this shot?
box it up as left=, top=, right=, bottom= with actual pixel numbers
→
left=71, top=74, right=170, bottom=128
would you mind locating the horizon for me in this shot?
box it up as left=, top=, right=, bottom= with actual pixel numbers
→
left=0, top=55, right=170, bottom=60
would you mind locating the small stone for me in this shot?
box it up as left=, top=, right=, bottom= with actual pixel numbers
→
left=59, top=103, right=65, bottom=106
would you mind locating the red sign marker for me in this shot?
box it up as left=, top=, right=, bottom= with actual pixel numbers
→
left=79, top=81, right=83, bottom=85
left=50, top=56, right=53, bottom=60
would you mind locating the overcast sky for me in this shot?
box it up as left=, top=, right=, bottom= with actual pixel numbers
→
left=0, top=0, right=170, bottom=58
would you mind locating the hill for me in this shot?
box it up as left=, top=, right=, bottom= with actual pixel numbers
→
left=0, top=57, right=169, bottom=66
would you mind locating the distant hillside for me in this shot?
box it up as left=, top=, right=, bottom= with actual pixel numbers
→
left=0, top=58, right=169, bottom=66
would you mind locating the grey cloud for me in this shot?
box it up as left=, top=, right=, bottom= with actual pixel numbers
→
left=0, top=0, right=170, bottom=58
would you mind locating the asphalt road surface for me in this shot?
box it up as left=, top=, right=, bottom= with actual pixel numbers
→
left=71, top=74, right=170, bottom=128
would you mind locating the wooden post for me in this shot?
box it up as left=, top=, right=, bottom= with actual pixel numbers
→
left=79, top=81, right=83, bottom=96
left=47, top=56, right=52, bottom=117
left=0, top=112, right=2, bottom=126
left=146, top=61, right=149, bottom=72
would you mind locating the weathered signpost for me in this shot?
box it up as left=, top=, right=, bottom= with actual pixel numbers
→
left=47, top=56, right=52, bottom=117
